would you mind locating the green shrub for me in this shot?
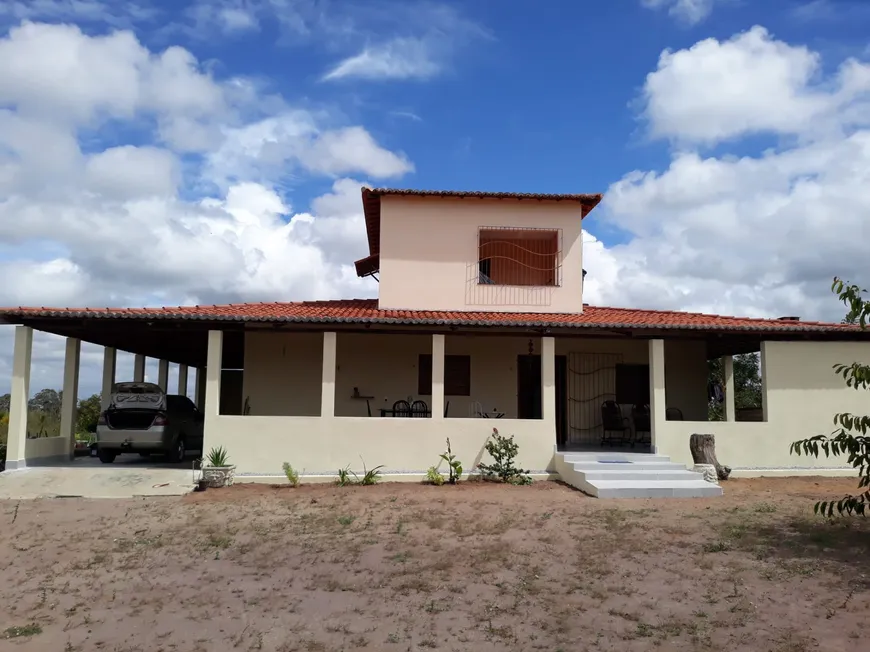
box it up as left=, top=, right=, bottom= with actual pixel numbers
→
left=477, top=428, right=532, bottom=485
left=426, top=466, right=445, bottom=486
left=282, top=462, right=300, bottom=487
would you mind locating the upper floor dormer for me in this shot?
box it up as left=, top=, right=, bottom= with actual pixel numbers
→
left=354, top=188, right=602, bottom=314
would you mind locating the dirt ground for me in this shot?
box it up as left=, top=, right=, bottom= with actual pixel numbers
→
left=1, top=477, right=869, bottom=652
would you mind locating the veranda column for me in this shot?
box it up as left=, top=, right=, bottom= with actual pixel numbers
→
left=203, top=331, right=223, bottom=451
left=194, top=367, right=206, bottom=410
left=133, top=354, right=146, bottom=382
left=321, top=332, right=337, bottom=418
left=648, top=339, right=666, bottom=452
left=157, top=359, right=169, bottom=392
left=5, top=326, right=33, bottom=470
left=722, top=355, right=736, bottom=422
left=60, top=338, right=81, bottom=458
left=760, top=342, right=770, bottom=422
left=177, top=364, right=189, bottom=397
left=100, top=347, right=116, bottom=411
left=541, top=336, right=556, bottom=431
left=431, top=334, right=445, bottom=420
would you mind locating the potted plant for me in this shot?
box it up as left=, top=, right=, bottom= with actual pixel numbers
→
left=201, top=446, right=235, bottom=488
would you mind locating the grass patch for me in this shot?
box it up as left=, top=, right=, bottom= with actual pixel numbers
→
left=3, top=624, right=42, bottom=639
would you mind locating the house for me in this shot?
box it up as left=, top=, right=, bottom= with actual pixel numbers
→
left=2, top=187, right=868, bottom=496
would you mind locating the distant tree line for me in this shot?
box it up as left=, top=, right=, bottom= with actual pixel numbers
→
left=0, top=390, right=102, bottom=451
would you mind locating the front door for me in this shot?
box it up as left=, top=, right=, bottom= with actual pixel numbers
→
left=517, top=355, right=541, bottom=419
left=555, top=355, right=567, bottom=448
left=517, top=355, right=568, bottom=444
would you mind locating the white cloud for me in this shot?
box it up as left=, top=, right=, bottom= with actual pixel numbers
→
left=206, top=115, right=413, bottom=187
left=321, top=3, right=489, bottom=82
left=323, top=37, right=441, bottom=81
left=0, top=20, right=411, bottom=395
left=181, top=0, right=261, bottom=38
left=641, top=0, right=718, bottom=25
left=642, top=26, right=870, bottom=145
left=584, top=28, right=870, bottom=323
left=0, top=0, right=155, bottom=27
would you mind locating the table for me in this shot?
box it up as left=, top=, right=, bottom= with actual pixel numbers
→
left=477, top=411, right=505, bottom=419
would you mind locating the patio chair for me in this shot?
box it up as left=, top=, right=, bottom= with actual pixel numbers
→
left=666, top=407, right=683, bottom=421
left=632, top=404, right=651, bottom=446
left=392, top=400, right=412, bottom=418
left=410, top=400, right=429, bottom=418
left=444, top=400, right=450, bottom=418
left=600, top=400, right=631, bottom=446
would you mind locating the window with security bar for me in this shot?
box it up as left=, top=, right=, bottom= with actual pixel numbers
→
left=477, top=227, right=562, bottom=287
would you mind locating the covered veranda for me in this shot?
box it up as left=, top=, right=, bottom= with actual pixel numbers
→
left=3, top=301, right=865, bottom=478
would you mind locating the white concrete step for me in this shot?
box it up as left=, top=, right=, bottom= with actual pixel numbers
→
left=579, top=469, right=703, bottom=482
left=555, top=451, right=723, bottom=499
left=569, top=461, right=688, bottom=472
left=592, top=480, right=724, bottom=499
left=560, top=452, right=671, bottom=463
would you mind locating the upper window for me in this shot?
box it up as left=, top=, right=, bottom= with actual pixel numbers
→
left=478, top=227, right=561, bottom=286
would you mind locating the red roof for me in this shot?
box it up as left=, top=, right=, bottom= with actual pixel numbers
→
left=0, top=299, right=859, bottom=334
left=356, top=187, right=603, bottom=277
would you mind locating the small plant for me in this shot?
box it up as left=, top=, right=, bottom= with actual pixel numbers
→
left=336, top=460, right=384, bottom=486
left=426, top=466, right=445, bottom=486
left=477, top=428, right=531, bottom=485
left=439, top=437, right=463, bottom=484
left=358, top=458, right=384, bottom=486
left=282, top=462, right=300, bottom=487
left=205, top=446, right=230, bottom=467
left=337, top=515, right=355, bottom=526
left=336, top=466, right=353, bottom=487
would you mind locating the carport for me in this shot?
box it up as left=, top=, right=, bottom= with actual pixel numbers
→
left=0, top=310, right=244, bottom=471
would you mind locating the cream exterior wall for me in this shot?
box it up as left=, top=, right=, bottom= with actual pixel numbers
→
left=655, top=341, right=870, bottom=471
left=206, top=416, right=557, bottom=477
left=377, top=196, right=585, bottom=313
left=241, top=331, right=323, bottom=416
left=23, top=436, right=69, bottom=464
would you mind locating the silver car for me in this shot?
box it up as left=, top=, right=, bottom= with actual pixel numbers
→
left=96, top=382, right=204, bottom=463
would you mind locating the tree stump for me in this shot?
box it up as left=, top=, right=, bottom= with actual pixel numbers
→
left=689, top=433, right=731, bottom=481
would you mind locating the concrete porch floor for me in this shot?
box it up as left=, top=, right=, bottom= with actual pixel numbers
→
left=0, top=455, right=197, bottom=499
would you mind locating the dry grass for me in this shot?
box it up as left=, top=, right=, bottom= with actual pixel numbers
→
left=0, top=477, right=868, bottom=651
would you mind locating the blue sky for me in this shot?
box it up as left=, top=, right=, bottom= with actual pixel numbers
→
left=2, top=0, right=870, bottom=395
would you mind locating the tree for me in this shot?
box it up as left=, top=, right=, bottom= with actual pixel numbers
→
left=708, top=354, right=762, bottom=420
left=28, top=388, right=61, bottom=418
left=76, top=394, right=102, bottom=434
left=0, top=393, right=9, bottom=414
left=791, top=278, right=870, bottom=516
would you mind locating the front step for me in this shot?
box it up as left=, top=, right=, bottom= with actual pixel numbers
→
left=555, top=452, right=723, bottom=499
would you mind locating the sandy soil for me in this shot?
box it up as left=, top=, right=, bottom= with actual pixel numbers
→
left=1, top=477, right=869, bottom=651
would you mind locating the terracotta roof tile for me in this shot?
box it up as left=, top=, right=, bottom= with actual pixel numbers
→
left=0, top=299, right=860, bottom=334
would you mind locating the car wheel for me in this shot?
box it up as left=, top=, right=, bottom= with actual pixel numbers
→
left=98, top=450, right=116, bottom=464
left=170, top=437, right=186, bottom=463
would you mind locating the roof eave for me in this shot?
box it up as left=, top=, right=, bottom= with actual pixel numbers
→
left=0, top=308, right=860, bottom=335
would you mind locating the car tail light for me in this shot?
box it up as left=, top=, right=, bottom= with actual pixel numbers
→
left=152, top=413, right=169, bottom=426
left=97, top=412, right=106, bottom=426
